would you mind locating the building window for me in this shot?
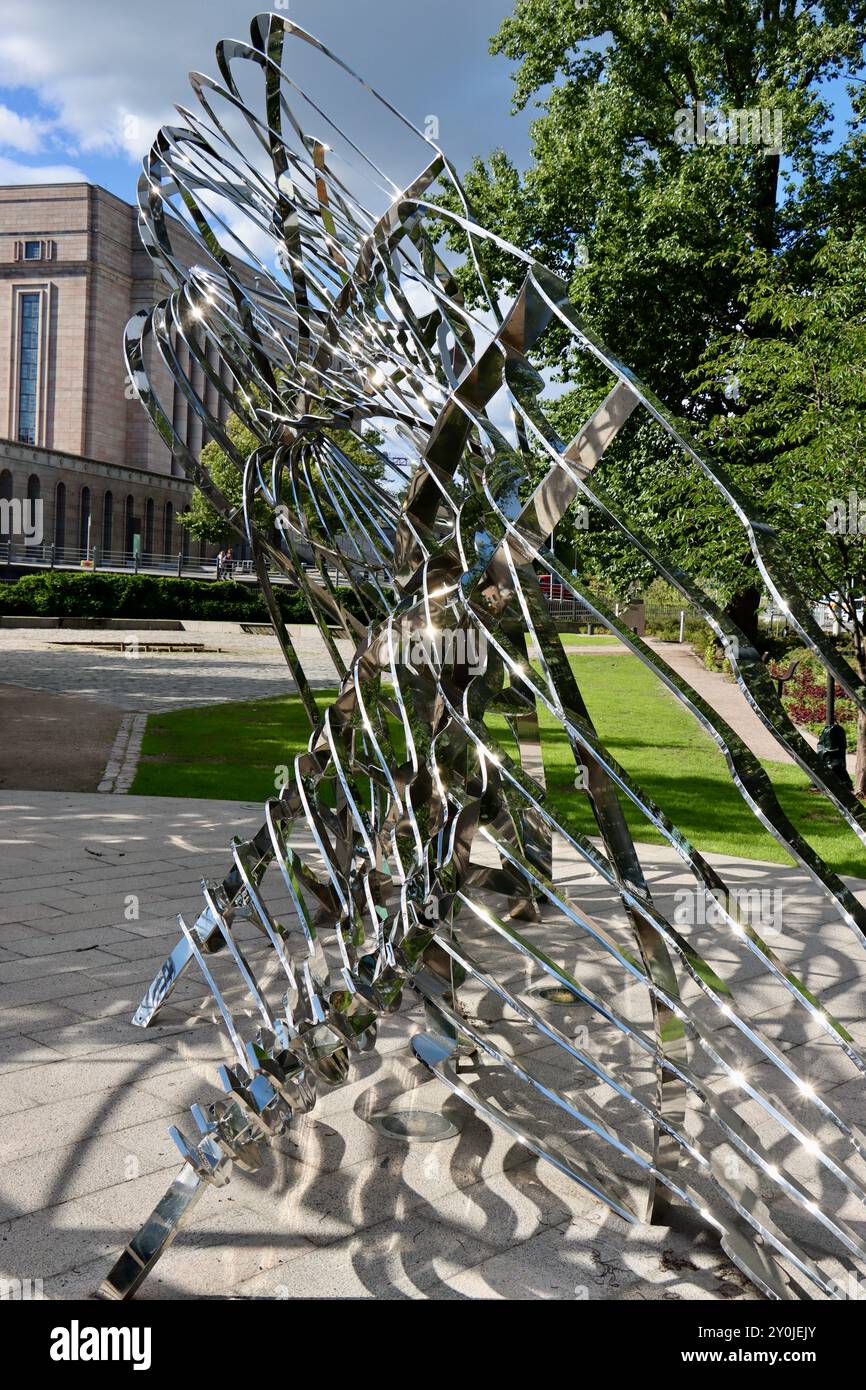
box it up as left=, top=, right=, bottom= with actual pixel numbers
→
left=102, top=491, right=113, bottom=556
left=24, top=240, right=42, bottom=261
left=54, top=481, right=66, bottom=550
left=17, top=293, right=41, bottom=445
left=79, top=487, right=92, bottom=553
left=144, top=498, right=154, bottom=558
left=164, top=501, right=173, bottom=554
left=125, top=495, right=136, bottom=558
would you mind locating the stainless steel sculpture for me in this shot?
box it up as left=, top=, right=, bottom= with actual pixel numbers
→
left=100, top=14, right=866, bottom=1300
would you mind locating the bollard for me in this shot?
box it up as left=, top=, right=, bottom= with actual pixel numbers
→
left=816, top=674, right=851, bottom=789
left=177, top=551, right=183, bottom=577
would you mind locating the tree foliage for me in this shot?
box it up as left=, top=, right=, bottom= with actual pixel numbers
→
left=435, top=0, right=866, bottom=624
left=697, top=222, right=866, bottom=784
left=179, top=419, right=385, bottom=546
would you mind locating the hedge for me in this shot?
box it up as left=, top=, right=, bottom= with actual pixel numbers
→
left=0, top=571, right=372, bottom=623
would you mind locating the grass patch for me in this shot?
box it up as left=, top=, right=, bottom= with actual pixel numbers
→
left=131, top=692, right=338, bottom=801
left=131, top=653, right=866, bottom=876
left=536, top=653, right=865, bottom=878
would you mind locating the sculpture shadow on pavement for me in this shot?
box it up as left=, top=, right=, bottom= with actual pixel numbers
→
left=100, top=13, right=866, bottom=1301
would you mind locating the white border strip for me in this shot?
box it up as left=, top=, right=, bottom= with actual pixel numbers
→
left=98, top=712, right=147, bottom=793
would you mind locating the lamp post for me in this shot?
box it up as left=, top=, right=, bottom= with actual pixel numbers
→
left=816, top=671, right=852, bottom=788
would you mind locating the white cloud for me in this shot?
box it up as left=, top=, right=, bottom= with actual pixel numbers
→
left=0, top=1, right=217, bottom=160
left=0, top=104, right=49, bottom=153
left=0, top=155, right=85, bottom=184
left=0, top=1, right=524, bottom=173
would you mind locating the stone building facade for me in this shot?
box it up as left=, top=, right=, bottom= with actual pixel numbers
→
left=0, top=182, right=229, bottom=563
left=0, top=437, right=202, bottom=566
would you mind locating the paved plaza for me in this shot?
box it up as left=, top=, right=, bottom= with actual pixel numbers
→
left=0, top=789, right=864, bottom=1299
left=0, top=623, right=353, bottom=712
left=1, top=626, right=864, bottom=1300
left=0, top=622, right=354, bottom=795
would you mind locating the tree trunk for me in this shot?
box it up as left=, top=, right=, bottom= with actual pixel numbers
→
left=724, top=584, right=763, bottom=649
left=856, top=708, right=866, bottom=800
left=852, top=639, right=866, bottom=798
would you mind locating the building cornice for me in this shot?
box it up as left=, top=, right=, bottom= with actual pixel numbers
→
left=0, top=437, right=192, bottom=494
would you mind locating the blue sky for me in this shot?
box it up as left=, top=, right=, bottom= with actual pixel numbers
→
left=0, top=1, right=533, bottom=201
left=0, top=1, right=859, bottom=204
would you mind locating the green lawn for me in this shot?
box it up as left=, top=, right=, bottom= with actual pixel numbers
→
left=534, top=653, right=865, bottom=878
left=131, top=692, right=338, bottom=802
left=131, top=653, right=866, bottom=876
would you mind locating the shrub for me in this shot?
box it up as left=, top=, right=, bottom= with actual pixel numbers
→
left=703, top=631, right=726, bottom=672
left=643, top=614, right=707, bottom=643
left=777, top=648, right=856, bottom=737
left=0, top=571, right=373, bottom=623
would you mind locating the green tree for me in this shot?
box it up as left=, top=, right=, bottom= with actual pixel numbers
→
left=436, top=0, right=866, bottom=637
left=178, top=413, right=265, bottom=546
left=179, top=420, right=386, bottom=547
left=698, top=223, right=866, bottom=789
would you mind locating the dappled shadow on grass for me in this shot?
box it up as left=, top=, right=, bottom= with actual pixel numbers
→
left=543, top=760, right=866, bottom=880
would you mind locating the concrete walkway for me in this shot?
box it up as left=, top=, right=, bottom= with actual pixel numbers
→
left=646, top=639, right=858, bottom=773
left=1, top=790, right=865, bottom=1300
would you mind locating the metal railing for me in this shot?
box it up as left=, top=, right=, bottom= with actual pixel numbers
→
left=0, top=540, right=373, bottom=588
left=546, top=595, right=602, bottom=628
left=0, top=540, right=267, bottom=581
left=546, top=593, right=702, bottom=641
